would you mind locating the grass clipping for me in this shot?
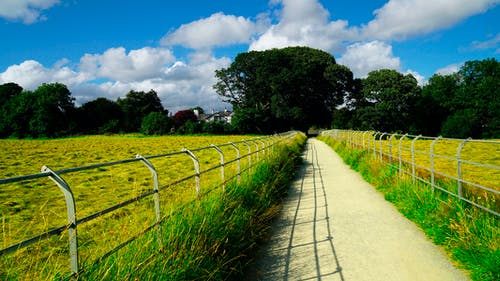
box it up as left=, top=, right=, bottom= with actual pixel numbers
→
left=318, top=136, right=499, bottom=281
left=79, top=133, right=306, bottom=280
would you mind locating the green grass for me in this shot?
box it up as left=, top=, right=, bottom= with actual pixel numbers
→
left=77, top=133, right=306, bottom=280
left=0, top=133, right=306, bottom=280
left=318, top=136, right=500, bottom=281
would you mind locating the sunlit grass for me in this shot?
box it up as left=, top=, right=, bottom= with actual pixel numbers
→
left=0, top=134, right=278, bottom=280
left=319, top=136, right=499, bottom=281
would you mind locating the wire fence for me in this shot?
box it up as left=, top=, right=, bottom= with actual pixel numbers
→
left=0, top=131, right=298, bottom=279
left=320, top=129, right=500, bottom=217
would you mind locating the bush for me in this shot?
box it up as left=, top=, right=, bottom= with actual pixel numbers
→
left=140, top=112, right=172, bottom=135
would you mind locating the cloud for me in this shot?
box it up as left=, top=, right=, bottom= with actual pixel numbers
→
left=405, top=69, right=426, bottom=86
left=435, top=63, right=462, bottom=75
left=362, top=0, right=499, bottom=40
left=79, top=47, right=175, bottom=82
left=160, top=12, right=263, bottom=49
left=468, top=33, right=500, bottom=53
left=0, top=0, right=59, bottom=24
left=0, top=47, right=232, bottom=113
left=0, top=59, right=88, bottom=89
left=338, top=41, right=401, bottom=78
left=249, top=0, right=358, bottom=52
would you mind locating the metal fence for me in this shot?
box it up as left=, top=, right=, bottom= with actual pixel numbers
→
left=320, top=129, right=500, bottom=217
left=0, top=131, right=298, bottom=278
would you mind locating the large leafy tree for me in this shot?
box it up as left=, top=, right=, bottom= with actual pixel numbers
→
left=29, top=83, right=77, bottom=137
left=117, top=89, right=166, bottom=132
left=419, top=58, right=499, bottom=138
left=357, top=69, right=420, bottom=132
left=214, top=46, right=345, bottom=133
left=0, top=83, right=24, bottom=137
left=78, top=97, right=123, bottom=134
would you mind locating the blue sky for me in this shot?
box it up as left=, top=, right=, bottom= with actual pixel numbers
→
left=0, top=0, right=498, bottom=113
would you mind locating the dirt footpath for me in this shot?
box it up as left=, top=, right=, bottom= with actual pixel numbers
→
left=249, top=138, right=469, bottom=281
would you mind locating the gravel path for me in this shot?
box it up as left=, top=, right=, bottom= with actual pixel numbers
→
left=249, top=138, right=469, bottom=281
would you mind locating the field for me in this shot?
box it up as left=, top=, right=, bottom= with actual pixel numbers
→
left=326, top=131, right=500, bottom=204
left=0, top=134, right=268, bottom=279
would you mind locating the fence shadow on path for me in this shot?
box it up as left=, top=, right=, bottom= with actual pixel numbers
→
left=246, top=142, right=345, bottom=281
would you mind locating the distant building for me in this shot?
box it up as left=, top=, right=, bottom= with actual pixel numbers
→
left=194, top=108, right=233, bottom=124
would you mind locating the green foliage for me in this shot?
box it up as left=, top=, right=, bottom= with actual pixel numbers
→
left=140, top=112, right=173, bottom=135
left=319, top=136, right=500, bottom=281
left=214, top=46, right=346, bottom=133
left=0, top=83, right=76, bottom=138
left=78, top=98, right=123, bottom=134
left=117, top=89, right=166, bottom=132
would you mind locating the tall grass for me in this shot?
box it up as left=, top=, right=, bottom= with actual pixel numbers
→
left=73, top=133, right=306, bottom=280
left=318, top=136, right=499, bottom=281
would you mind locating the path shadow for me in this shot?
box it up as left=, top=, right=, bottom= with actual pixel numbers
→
left=244, top=142, right=345, bottom=281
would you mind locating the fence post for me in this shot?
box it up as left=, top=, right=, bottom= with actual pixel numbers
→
left=399, top=134, right=408, bottom=177
left=210, top=144, right=225, bottom=192
left=379, top=133, right=387, bottom=160
left=388, top=134, right=396, bottom=163
left=229, top=142, right=241, bottom=183
left=182, top=149, right=200, bottom=197
left=372, top=132, right=379, bottom=158
left=41, top=166, right=79, bottom=276
left=258, top=140, right=266, bottom=157
left=242, top=140, right=252, bottom=167
left=136, top=154, right=162, bottom=249
left=411, top=135, right=422, bottom=184
left=456, top=138, right=471, bottom=198
left=252, top=140, right=260, bottom=162
left=429, top=136, right=442, bottom=192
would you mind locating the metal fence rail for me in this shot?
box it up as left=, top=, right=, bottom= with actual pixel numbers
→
left=320, top=129, right=500, bottom=217
left=0, top=131, right=298, bottom=278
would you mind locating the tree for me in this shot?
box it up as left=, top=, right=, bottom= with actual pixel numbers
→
left=0, top=83, right=24, bottom=137
left=78, top=98, right=123, bottom=134
left=214, top=46, right=345, bottom=133
left=140, top=112, right=173, bottom=135
left=117, top=89, right=166, bottom=132
left=358, top=69, right=420, bottom=132
left=173, top=110, right=198, bottom=129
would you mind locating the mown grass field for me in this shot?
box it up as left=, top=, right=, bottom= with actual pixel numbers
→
left=0, top=134, right=275, bottom=280
left=331, top=131, right=500, bottom=211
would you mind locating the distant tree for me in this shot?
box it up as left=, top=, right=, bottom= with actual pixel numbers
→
left=419, top=58, right=499, bottom=138
left=0, top=83, right=24, bottom=137
left=117, top=89, right=166, bottom=132
left=0, top=82, right=23, bottom=106
left=28, top=83, right=76, bottom=137
left=358, top=69, right=420, bottom=132
left=190, top=106, right=205, bottom=115
left=140, top=112, right=172, bottom=135
left=173, top=110, right=197, bottom=129
left=2, top=90, right=36, bottom=138
left=78, top=97, right=123, bottom=134
left=214, top=46, right=345, bottom=133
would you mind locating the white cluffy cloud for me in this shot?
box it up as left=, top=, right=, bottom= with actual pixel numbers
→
left=79, top=47, right=175, bottom=82
left=338, top=41, right=401, bottom=78
left=160, top=12, right=265, bottom=49
left=0, top=46, right=232, bottom=113
left=0, top=0, right=59, bottom=24
left=249, top=0, right=357, bottom=53
left=362, top=0, right=499, bottom=40
left=0, top=59, right=88, bottom=89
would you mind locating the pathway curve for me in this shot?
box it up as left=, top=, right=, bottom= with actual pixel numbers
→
left=249, top=138, right=469, bottom=281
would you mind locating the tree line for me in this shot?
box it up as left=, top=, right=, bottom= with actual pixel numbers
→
left=1, top=46, right=498, bottom=139
left=0, top=84, right=234, bottom=138
left=214, top=47, right=499, bottom=138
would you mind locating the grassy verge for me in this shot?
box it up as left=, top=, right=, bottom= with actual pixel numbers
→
left=78, top=133, right=306, bottom=280
left=318, top=136, right=499, bottom=281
